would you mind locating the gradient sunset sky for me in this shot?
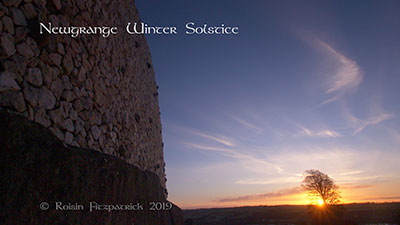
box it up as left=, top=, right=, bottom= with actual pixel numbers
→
left=136, top=0, right=400, bottom=209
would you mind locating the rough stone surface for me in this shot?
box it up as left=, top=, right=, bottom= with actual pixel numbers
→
left=38, top=87, right=56, bottom=110
left=21, top=3, right=37, bottom=20
left=52, top=0, right=62, bottom=11
left=62, top=53, right=73, bottom=74
left=10, top=8, right=27, bottom=26
left=0, top=91, right=26, bottom=112
left=91, top=125, right=101, bottom=140
left=49, top=127, right=64, bottom=140
left=0, top=72, right=20, bottom=91
left=64, top=131, right=74, bottom=145
left=2, top=16, right=14, bottom=34
left=0, top=110, right=183, bottom=225
left=26, top=67, right=43, bottom=87
left=0, top=33, right=16, bottom=57
left=3, top=0, right=22, bottom=7
left=49, top=53, right=62, bottom=66
left=16, top=42, right=34, bottom=58
left=34, top=108, right=51, bottom=127
left=50, top=77, right=63, bottom=99
left=22, top=84, right=39, bottom=107
left=63, top=118, right=74, bottom=132
left=0, top=0, right=167, bottom=192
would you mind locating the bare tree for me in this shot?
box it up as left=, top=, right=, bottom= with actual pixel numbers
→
left=302, top=169, right=341, bottom=205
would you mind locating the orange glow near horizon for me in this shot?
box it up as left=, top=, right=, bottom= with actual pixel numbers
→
left=172, top=187, right=400, bottom=209
left=168, top=179, right=400, bottom=209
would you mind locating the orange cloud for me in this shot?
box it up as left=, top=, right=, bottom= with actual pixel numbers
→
left=215, top=187, right=303, bottom=203
left=340, top=184, right=374, bottom=190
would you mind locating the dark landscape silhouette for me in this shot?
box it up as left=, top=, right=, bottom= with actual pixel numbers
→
left=183, top=202, right=400, bottom=225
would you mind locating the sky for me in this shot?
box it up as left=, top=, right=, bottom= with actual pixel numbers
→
left=135, top=0, right=400, bottom=209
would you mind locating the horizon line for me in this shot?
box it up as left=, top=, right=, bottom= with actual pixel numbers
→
left=181, top=201, right=400, bottom=210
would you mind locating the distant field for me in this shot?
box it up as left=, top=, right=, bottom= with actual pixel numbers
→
left=183, top=203, right=400, bottom=225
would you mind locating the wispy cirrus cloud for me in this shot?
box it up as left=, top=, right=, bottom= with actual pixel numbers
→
left=339, top=170, right=364, bottom=176
left=215, top=187, right=302, bottom=203
left=386, top=128, right=400, bottom=144
left=192, top=131, right=235, bottom=147
left=315, top=40, right=363, bottom=105
left=229, top=115, right=264, bottom=134
left=340, top=183, right=374, bottom=190
left=298, top=125, right=341, bottom=138
left=320, top=41, right=363, bottom=94
left=343, top=105, right=394, bottom=135
left=363, top=196, right=400, bottom=201
left=185, top=143, right=283, bottom=173
left=235, top=175, right=303, bottom=185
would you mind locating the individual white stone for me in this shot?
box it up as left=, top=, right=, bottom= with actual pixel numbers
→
left=64, top=131, right=74, bottom=145
left=99, top=134, right=105, bottom=146
left=71, top=141, right=80, bottom=147
left=3, top=0, right=22, bottom=7
left=49, top=53, right=62, bottom=66
left=80, top=127, right=87, bottom=138
left=61, top=75, right=72, bottom=90
left=26, top=37, right=39, bottom=57
left=63, top=118, right=74, bottom=132
left=74, top=117, right=84, bottom=134
left=0, top=72, right=20, bottom=91
left=59, top=101, right=70, bottom=118
left=87, top=133, right=95, bottom=147
left=2, top=16, right=14, bottom=35
left=78, top=67, right=86, bottom=82
left=50, top=127, right=64, bottom=140
left=62, top=53, right=73, bottom=74
left=76, top=134, right=87, bottom=147
left=0, top=33, right=16, bottom=58
left=48, top=109, right=63, bottom=126
left=21, top=3, right=37, bottom=20
left=40, top=63, right=52, bottom=85
left=10, top=8, right=27, bottom=26
left=70, top=108, right=78, bottom=120
left=50, top=77, right=64, bottom=100
left=38, top=87, right=56, bottom=110
left=16, top=42, right=34, bottom=58
left=89, top=110, right=102, bottom=125
left=91, top=125, right=101, bottom=140
left=34, top=108, right=51, bottom=127
left=52, top=0, right=62, bottom=10
left=61, top=90, right=77, bottom=102
left=57, top=42, right=65, bottom=55
left=15, top=27, right=28, bottom=43
left=0, top=91, right=26, bottom=112
left=23, top=83, right=39, bottom=107
left=110, top=131, right=117, bottom=143
left=71, top=40, right=81, bottom=53
left=26, top=67, right=43, bottom=87
left=72, top=99, right=83, bottom=112
left=85, top=78, right=93, bottom=91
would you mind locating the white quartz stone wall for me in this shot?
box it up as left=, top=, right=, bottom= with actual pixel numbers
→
left=0, top=0, right=167, bottom=193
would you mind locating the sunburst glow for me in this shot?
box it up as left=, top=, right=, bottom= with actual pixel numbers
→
left=318, top=199, right=325, bottom=206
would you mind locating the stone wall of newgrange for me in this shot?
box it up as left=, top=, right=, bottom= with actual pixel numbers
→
left=0, top=0, right=166, bottom=191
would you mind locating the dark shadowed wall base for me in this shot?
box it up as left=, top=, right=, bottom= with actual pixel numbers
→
left=0, top=109, right=183, bottom=225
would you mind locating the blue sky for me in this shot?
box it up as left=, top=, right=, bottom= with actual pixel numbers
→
left=136, top=0, right=400, bottom=208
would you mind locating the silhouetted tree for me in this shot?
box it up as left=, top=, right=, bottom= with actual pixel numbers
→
left=302, top=169, right=341, bottom=205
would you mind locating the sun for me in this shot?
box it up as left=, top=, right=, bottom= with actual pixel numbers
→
left=317, top=199, right=325, bottom=206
